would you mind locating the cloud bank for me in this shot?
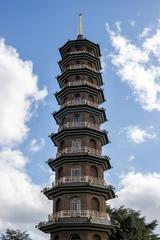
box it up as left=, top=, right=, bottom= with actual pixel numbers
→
left=0, top=39, right=49, bottom=240
left=125, top=125, right=156, bottom=143
left=111, top=172, right=160, bottom=232
left=106, top=22, right=160, bottom=232
left=106, top=22, right=160, bottom=111
left=0, top=39, right=47, bottom=146
left=29, top=138, right=45, bottom=152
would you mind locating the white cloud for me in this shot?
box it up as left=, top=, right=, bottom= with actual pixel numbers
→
left=143, top=29, right=160, bottom=60
left=0, top=39, right=48, bottom=146
left=139, top=27, right=151, bottom=39
left=0, top=148, right=51, bottom=240
left=0, top=39, right=49, bottom=239
left=128, top=154, right=135, bottom=161
left=129, top=20, right=136, bottom=27
left=111, top=172, right=160, bottom=232
left=29, top=138, right=45, bottom=152
left=125, top=125, right=156, bottom=143
left=101, top=54, right=107, bottom=73
left=115, top=21, right=122, bottom=32
left=106, top=22, right=160, bottom=111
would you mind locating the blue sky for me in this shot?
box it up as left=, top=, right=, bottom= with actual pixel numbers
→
left=0, top=1, right=160, bottom=239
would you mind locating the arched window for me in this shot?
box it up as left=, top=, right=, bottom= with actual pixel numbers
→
left=93, top=235, right=101, bottom=240
left=64, top=79, right=68, bottom=85
left=71, top=165, right=81, bottom=180
left=88, top=62, right=92, bottom=67
left=75, top=45, right=82, bottom=51
left=70, top=234, right=81, bottom=240
left=63, top=97, right=67, bottom=104
left=89, top=115, right=96, bottom=124
left=72, top=138, right=81, bottom=149
left=75, top=75, right=81, bottom=80
left=87, top=47, right=92, bottom=53
left=70, top=197, right=81, bottom=211
left=54, top=236, right=59, bottom=240
left=88, top=77, right=93, bottom=84
left=59, top=140, right=65, bottom=150
left=91, top=198, right=100, bottom=211
left=74, top=93, right=81, bottom=102
left=58, top=167, right=63, bottom=178
left=88, top=94, right=94, bottom=102
left=73, top=114, right=80, bottom=124
left=56, top=199, right=62, bottom=212
left=90, top=165, right=98, bottom=177
left=61, top=117, right=66, bottom=125
left=89, top=139, right=96, bottom=149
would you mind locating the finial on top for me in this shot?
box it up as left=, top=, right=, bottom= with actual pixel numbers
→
left=77, top=13, right=84, bottom=40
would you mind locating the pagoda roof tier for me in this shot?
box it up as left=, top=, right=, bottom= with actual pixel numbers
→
left=47, top=154, right=112, bottom=171
left=43, top=183, right=116, bottom=200
left=55, top=85, right=105, bottom=105
left=59, top=39, right=101, bottom=58
left=59, top=52, right=101, bottom=73
left=37, top=218, right=116, bottom=236
left=49, top=128, right=109, bottom=146
left=57, top=68, right=103, bottom=87
left=52, top=105, right=107, bottom=124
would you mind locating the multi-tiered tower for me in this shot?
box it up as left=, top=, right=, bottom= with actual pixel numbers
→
left=37, top=15, right=116, bottom=240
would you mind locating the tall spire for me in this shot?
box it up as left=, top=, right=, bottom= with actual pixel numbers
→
left=77, top=13, right=84, bottom=40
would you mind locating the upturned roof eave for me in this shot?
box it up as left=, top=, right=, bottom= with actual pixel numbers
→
left=59, top=38, right=101, bottom=58
left=58, top=53, right=102, bottom=71
left=57, top=68, right=103, bottom=87
left=55, top=85, right=105, bottom=105
left=47, top=154, right=112, bottom=172
left=52, top=105, right=107, bottom=124
left=50, top=128, right=109, bottom=146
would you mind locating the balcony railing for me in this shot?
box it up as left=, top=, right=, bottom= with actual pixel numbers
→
left=36, top=210, right=111, bottom=228
left=57, top=146, right=102, bottom=158
left=61, top=99, right=99, bottom=109
left=41, top=176, right=115, bottom=193
left=68, top=50, right=96, bottom=57
left=64, top=64, right=99, bottom=73
left=63, top=80, right=99, bottom=89
left=48, top=210, right=111, bottom=222
left=58, top=121, right=100, bottom=131
left=55, top=176, right=107, bottom=187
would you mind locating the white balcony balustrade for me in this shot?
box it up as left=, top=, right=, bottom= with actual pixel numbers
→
left=55, top=176, right=107, bottom=187
left=41, top=177, right=110, bottom=194
left=41, top=176, right=113, bottom=193
left=57, top=146, right=102, bottom=158
left=68, top=50, right=96, bottom=57
left=65, top=64, right=99, bottom=73
left=36, top=211, right=111, bottom=228
left=63, top=80, right=99, bottom=89
left=58, top=121, right=100, bottom=131
left=61, top=99, right=99, bottom=108
left=48, top=210, right=111, bottom=222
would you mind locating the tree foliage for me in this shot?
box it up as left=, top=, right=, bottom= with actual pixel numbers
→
left=1, top=229, right=32, bottom=240
left=109, top=206, right=160, bottom=240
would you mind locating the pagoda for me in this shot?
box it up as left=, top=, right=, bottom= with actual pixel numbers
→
left=37, top=14, right=116, bottom=240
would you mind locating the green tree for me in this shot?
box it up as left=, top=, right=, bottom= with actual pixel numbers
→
left=1, top=229, right=32, bottom=240
left=109, top=206, right=160, bottom=240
